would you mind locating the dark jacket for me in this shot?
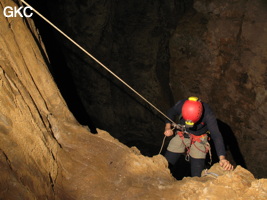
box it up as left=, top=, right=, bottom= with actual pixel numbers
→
left=166, top=100, right=226, bottom=157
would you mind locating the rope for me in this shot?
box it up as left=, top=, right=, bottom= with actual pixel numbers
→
left=202, top=169, right=219, bottom=178
left=20, top=0, right=174, bottom=152
left=158, top=136, right=166, bottom=154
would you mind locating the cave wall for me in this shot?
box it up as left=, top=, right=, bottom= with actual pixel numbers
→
left=0, top=1, right=54, bottom=199
left=38, top=0, right=267, bottom=178
left=0, top=0, right=76, bottom=198
left=169, top=0, right=267, bottom=178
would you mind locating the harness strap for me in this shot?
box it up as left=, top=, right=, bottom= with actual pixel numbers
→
left=177, top=131, right=212, bottom=164
left=191, top=134, right=207, bottom=143
left=177, top=131, right=191, bottom=161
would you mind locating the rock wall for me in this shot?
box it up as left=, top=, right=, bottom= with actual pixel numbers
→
left=0, top=0, right=61, bottom=198
left=0, top=0, right=267, bottom=199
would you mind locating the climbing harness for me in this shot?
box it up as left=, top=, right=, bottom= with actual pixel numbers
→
left=20, top=0, right=178, bottom=150
left=171, top=129, right=213, bottom=164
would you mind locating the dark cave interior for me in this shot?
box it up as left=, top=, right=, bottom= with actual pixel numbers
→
left=22, top=0, right=267, bottom=179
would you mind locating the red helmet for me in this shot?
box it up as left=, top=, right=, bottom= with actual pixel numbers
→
left=182, top=97, right=203, bottom=126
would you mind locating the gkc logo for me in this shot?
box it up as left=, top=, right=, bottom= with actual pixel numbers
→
left=3, top=6, right=33, bottom=18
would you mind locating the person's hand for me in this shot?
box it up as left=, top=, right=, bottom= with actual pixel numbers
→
left=219, top=159, right=234, bottom=171
left=164, top=128, right=173, bottom=137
